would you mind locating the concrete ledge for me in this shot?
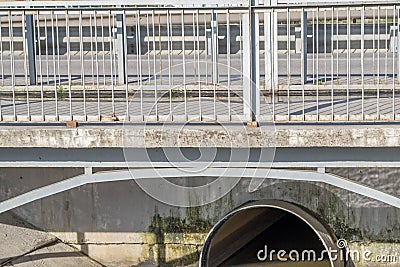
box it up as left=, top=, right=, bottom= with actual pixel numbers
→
left=0, top=125, right=400, bottom=148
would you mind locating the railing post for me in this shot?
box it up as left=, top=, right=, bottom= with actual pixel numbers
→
left=242, top=8, right=252, bottom=121
left=250, top=0, right=260, bottom=122
left=116, top=12, right=126, bottom=84
left=243, top=0, right=260, bottom=123
left=301, top=10, right=308, bottom=85
left=265, top=0, right=278, bottom=91
left=25, top=14, right=36, bottom=85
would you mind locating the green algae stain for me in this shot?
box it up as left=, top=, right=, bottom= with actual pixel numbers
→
left=148, top=207, right=212, bottom=266
left=149, top=209, right=212, bottom=236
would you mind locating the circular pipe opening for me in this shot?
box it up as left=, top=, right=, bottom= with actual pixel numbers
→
left=200, top=200, right=345, bottom=267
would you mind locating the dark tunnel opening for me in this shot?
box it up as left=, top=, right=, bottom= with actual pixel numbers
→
left=200, top=200, right=345, bottom=267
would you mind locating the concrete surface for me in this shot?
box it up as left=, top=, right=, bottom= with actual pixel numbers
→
left=2, top=166, right=400, bottom=266
left=0, top=212, right=102, bottom=267
left=0, top=124, right=400, bottom=148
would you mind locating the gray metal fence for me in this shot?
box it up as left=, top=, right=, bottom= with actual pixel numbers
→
left=0, top=1, right=399, bottom=122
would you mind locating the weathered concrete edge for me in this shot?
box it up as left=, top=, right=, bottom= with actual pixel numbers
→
left=0, top=125, right=400, bottom=148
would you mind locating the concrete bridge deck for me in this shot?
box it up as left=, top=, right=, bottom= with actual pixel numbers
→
left=0, top=123, right=399, bottom=148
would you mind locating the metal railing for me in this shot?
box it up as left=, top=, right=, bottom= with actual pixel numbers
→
left=0, top=1, right=399, bottom=122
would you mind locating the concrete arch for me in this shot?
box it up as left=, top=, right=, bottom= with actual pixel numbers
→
left=1, top=168, right=400, bottom=213
left=200, top=200, right=345, bottom=267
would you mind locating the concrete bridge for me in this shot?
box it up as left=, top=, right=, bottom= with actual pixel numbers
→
left=1, top=1, right=400, bottom=267
left=1, top=124, right=400, bottom=266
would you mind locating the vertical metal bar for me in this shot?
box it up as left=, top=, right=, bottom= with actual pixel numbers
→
left=227, top=11, right=231, bottom=119
left=79, top=11, right=86, bottom=117
left=361, top=6, right=365, bottom=119
left=94, top=11, right=100, bottom=118
left=112, top=14, right=117, bottom=87
left=109, top=11, right=115, bottom=114
left=25, top=14, right=36, bottom=85
left=303, top=8, right=306, bottom=119
left=393, top=5, right=396, bottom=117
left=272, top=8, right=277, bottom=118
left=197, top=10, right=201, bottom=120
left=66, top=11, right=72, bottom=118
left=166, top=10, right=172, bottom=116
left=216, top=11, right=220, bottom=85
left=108, top=11, right=115, bottom=114
left=316, top=8, right=319, bottom=118
left=398, top=5, right=400, bottom=85
left=181, top=9, right=187, bottom=118
left=273, top=6, right=278, bottom=90
left=90, top=14, right=94, bottom=87
left=287, top=9, right=290, bottom=118
left=205, top=13, right=208, bottom=85
left=152, top=10, right=158, bottom=118
left=158, top=10, right=162, bottom=86
left=239, top=13, right=243, bottom=83
left=0, top=13, right=4, bottom=87
left=37, top=11, right=44, bottom=118
left=373, top=8, right=376, bottom=84
left=123, top=10, right=129, bottom=120
left=135, top=12, right=140, bottom=88
left=301, top=9, right=307, bottom=85
left=251, top=3, right=260, bottom=122
left=192, top=12, right=196, bottom=82
left=211, top=9, right=217, bottom=118
left=170, top=11, right=174, bottom=86
left=55, top=14, right=60, bottom=117
left=211, top=11, right=218, bottom=85
left=336, top=9, right=339, bottom=84
left=346, top=7, right=350, bottom=120
left=136, top=11, right=143, bottom=117
left=331, top=8, right=334, bottom=118
left=44, top=16, right=49, bottom=85
left=0, top=14, right=2, bottom=118
left=51, top=11, right=57, bottom=118
left=242, top=9, right=251, bottom=120
left=264, top=7, right=276, bottom=118
left=324, top=10, right=327, bottom=87
left=116, top=12, right=126, bottom=84
left=312, top=11, right=315, bottom=83
left=264, top=10, right=268, bottom=110
left=377, top=6, right=380, bottom=117
left=398, top=6, right=400, bottom=84
left=22, top=13, right=30, bottom=118
left=8, top=12, right=16, bottom=118
left=101, top=14, right=106, bottom=87
left=146, top=13, right=151, bottom=83
left=385, top=8, right=388, bottom=82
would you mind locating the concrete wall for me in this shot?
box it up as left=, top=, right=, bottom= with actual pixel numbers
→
left=1, top=166, right=400, bottom=266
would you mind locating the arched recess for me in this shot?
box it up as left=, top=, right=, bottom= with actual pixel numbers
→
left=200, top=200, right=345, bottom=267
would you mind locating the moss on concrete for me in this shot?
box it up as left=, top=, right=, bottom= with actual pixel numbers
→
left=149, top=213, right=212, bottom=235
left=148, top=207, right=212, bottom=266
